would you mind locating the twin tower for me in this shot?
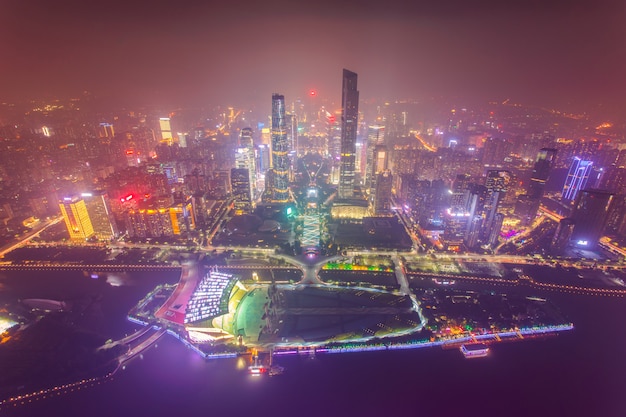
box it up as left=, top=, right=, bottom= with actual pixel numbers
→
left=269, top=69, right=360, bottom=203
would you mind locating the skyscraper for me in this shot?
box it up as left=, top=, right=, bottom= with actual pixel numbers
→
left=338, top=69, right=359, bottom=199
left=231, top=168, right=252, bottom=213
left=373, top=170, right=393, bottom=215
left=159, top=117, right=173, bottom=145
left=83, top=191, right=118, bottom=240
left=570, top=189, right=614, bottom=247
left=515, top=148, right=557, bottom=225
left=365, top=124, right=385, bottom=190
left=237, top=128, right=257, bottom=202
left=562, top=157, right=593, bottom=202
left=59, top=196, right=95, bottom=240
left=368, top=145, right=389, bottom=203
left=528, top=148, right=557, bottom=199
left=271, top=94, right=289, bottom=202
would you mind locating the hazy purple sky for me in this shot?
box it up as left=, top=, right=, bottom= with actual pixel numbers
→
left=1, top=0, right=624, bottom=113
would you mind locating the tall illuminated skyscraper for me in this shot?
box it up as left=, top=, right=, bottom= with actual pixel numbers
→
left=365, top=124, right=385, bottom=191
left=271, top=94, right=289, bottom=202
left=338, top=69, right=359, bottom=199
left=237, top=127, right=257, bottom=201
left=562, top=157, right=593, bottom=202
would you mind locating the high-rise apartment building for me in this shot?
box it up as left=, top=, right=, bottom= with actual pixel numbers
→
left=271, top=94, right=289, bottom=202
left=338, top=69, right=359, bottom=199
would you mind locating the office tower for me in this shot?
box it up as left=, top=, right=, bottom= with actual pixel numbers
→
left=373, top=170, right=393, bottom=215
left=177, top=132, right=187, bottom=148
left=465, top=215, right=483, bottom=248
left=98, top=123, right=115, bottom=139
left=338, top=69, right=359, bottom=199
left=570, top=189, right=614, bottom=247
left=562, top=157, right=593, bottom=202
left=271, top=94, right=289, bottom=202
left=260, top=127, right=271, bottom=146
left=83, top=192, right=118, bottom=240
left=368, top=145, right=389, bottom=199
left=159, top=117, right=173, bottom=145
left=124, top=200, right=194, bottom=238
left=486, top=212, right=505, bottom=247
left=551, top=217, right=576, bottom=253
left=482, top=170, right=510, bottom=240
left=240, top=127, right=254, bottom=148
left=482, top=137, right=510, bottom=167
left=59, top=196, right=95, bottom=240
left=485, top=170, right=511, bottom=193
left=257, top=144, right=270, bottom=173
left=516, top=148, right=557, bottom=224
left=236, top=128, right=257, bottom=202
left=285, top=113, right=298, bottom=156
left=528, top=148, right=557, bottom=199
left=125, top=208, right=173, bottom=238
left=327, top=111, right=341, bottom=161
left=231, top=168, right=252, bottom=213
left=365, top=125, right=385, bottom=190
left=450, top=174, right=471, bottom=210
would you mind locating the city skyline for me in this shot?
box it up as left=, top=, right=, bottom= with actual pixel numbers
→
left=1, top=0, right=625, bottom=117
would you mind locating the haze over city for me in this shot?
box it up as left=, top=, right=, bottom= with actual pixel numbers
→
left=1, top=1, right=626, bottom=416
left=1, top=0, right=625, bottom=115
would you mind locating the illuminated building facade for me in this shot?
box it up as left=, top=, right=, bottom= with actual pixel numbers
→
left=367, top=145, right=388, bottom=199
left=365, top=125, right=385, bottom=190
left=338, top=69, right=359, bottom=199
left=231, top=168, right=252, bottom=213
left=184, top=270, right=238, bottom=325
left=98, top=123, right=114, bottom=139
left=124, top=201, right=194, bottom=238
left=59, top=196, right=95, bottom=240
left=159, top=117, right=173, bottom=145
left=271, top=94, right=290, bottom=202
left=373, top=170, right=393, bottom=215
left=562, top=157, right=593, bottom=202
left=83, top=191, right=118, bottom=240
left=235, top=129, right=257, bottom=202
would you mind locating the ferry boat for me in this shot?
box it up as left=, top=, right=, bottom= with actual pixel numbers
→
left=248, top=364, right=268, bottom=375
left=460, top=343, right=489, bottom=358
left=248, top=354, right=268, bottom=375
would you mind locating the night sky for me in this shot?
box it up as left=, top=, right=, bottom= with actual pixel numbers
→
left=1, top=0, right=624, bottom=113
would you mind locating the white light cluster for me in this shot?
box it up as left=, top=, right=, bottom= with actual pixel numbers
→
left=184, top=271, right=235, bottom=324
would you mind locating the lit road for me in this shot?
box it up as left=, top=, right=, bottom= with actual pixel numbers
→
left=411, top=131, right=437, bottom=152
left=119, top=328, right=167, bottom=363
left=0, top=215, right=64, bottom=258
